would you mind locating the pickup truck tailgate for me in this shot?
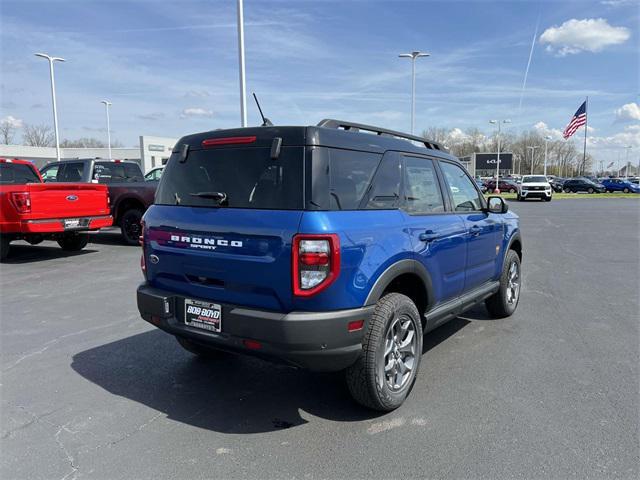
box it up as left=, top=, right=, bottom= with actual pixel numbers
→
left=26, top=183, right=110, bottom=219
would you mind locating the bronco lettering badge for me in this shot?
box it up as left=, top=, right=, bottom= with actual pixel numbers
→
left=169, top=234, right=243, bottom=250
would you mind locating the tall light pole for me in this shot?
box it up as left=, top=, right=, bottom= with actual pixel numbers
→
left=527, top=145, right=540, bottom=175
left=101, top=100, right=112, bottom=160
left=35, top=53, right=65, bottom=161
left=543, top=135, right=552, bottom=177
left=237, top=0, right=247, bottom=127
left=489, top=119, right=511, bottom=193
left=624, top=145, right=632, bottom=180
left=399, top=51, right=429, bottom=134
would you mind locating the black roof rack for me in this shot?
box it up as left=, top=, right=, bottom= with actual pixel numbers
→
left=317, top=119, right=444, bottom=151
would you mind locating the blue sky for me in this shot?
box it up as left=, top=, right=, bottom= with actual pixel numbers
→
left=1, top=0, right=638, bottom=163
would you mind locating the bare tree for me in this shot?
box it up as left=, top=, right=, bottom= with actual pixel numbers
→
left=0, top=120, right=16, bottom=144
left=23, top=124, right=55, bottom=147
left=60, top=137, right=125, bottom=148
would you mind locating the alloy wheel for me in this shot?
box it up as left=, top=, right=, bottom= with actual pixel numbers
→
left=506, top=261, right=520, bottom=305
left=380, top=315, right=418, bottom=391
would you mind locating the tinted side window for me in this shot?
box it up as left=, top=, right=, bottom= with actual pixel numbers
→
left=0, top=163, right=40, bottom=184
left=58, top=162, right=85, bottom=182
left=124, top=163, right=143, bottom=181
left=364, top=154, right=401, bottom=209
left=327, top=149, right=381, bottom=210
left=439, top=161, right=483, bottom=212
left=403, top=156, right=444, bottom=214
left=41, top=164, right=59, bottom=182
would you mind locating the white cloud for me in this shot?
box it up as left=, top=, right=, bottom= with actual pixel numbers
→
left=539, top=18, right=630, bottom=56
left=588, top=124, right=640, bottom=149
left=533, top=121, right=564, bottom=140
left=600, top=0, right=635, bottom=6
left=180, top=108, right=214, bottom=119
left=615, top=102, right=640, bottom=122
left=1, top=115, right=24, bottom=128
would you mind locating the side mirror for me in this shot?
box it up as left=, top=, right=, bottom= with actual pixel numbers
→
left=487, top=196, right=508, bottom=214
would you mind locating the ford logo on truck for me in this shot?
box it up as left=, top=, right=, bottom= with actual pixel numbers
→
left=169, top=234, right=243, bottom=250
left=66, top=195, right=78, bottom=201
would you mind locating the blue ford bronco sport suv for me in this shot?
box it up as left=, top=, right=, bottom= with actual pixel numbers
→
left=137, top=119, right=522, bottom=411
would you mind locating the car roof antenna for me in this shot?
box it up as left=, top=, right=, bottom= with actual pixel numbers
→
left=252, top=93, right=273, bottom=126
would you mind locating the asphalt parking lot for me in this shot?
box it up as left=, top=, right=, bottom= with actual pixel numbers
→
left=1, top=198, right=638, bottom=480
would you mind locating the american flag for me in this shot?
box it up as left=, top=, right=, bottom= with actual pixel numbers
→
left=562, top=101, right=587, bottom=139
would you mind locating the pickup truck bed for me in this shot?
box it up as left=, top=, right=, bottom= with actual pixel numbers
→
left=0, top=159, right=112, bottom=260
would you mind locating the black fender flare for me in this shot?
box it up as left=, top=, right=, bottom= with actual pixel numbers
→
left=112, top=194, right=146, bottom=223
left=364, top=259, right=433, bottom=310
left=506, top=231, right=523, bottom=259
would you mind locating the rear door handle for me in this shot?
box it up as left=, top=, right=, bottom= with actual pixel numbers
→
left=419, top=230, right=440, bottom=242
left=469, top=225, right=481, bottom=237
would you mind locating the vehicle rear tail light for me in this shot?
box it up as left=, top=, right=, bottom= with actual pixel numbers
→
left=202, top=136, right=256, bottom=148
left=140, top=220, right=146, bottom=276
left=242, top=339, right=262, bottom=350
left=10, top=192, right=31, bottom=214
left=292, top=234, right=340, bottom=297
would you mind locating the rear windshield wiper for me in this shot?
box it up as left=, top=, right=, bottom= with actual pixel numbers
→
left=189, top=191, right=228, bottom=205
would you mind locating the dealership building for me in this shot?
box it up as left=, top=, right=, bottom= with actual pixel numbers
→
left=459, top=152, right=513, bottom=177
left=0, top=135, right=177, bottom=172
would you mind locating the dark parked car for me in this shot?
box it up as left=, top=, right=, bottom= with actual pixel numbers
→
left=550, top=177, right=566, bottom=193
left=484, top=179, right=519, bottom=193
left=562, top=178, right=606, bottom=194
left=40, top=159, right=158, bottom=244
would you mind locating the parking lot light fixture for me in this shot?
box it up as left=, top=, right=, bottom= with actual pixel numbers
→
left=489, top=119, right=511, bottom=193
left=527, top=145, right=540, bottom=175
left=624, top=145, right=632, bottom=180
left=101, top=100, right=112, bottom=160
left=399, top=51, right=430, bottom=134
left=35, top=53, right=65, bottom=162
left=543, top=136, right=552, bottom=177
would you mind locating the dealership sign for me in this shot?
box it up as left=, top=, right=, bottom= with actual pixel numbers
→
left=476, top=153, right=513, bottom=170
left=148, top=144, right=165, bottom=152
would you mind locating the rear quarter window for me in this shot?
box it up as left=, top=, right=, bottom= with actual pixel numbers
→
left=155, top=146, right=303, bottom=210
left=308, top=147, right=382, bottom=210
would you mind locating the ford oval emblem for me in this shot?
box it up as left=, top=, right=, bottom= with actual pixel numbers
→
left=149, top=254, right=159, bottom=264
left=66, top=195, right=78, bottom=201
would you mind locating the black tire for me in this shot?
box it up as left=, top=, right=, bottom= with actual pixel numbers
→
left=545, top=197, right=552, bottom=202
left=176, top=336, right=227, bottom=359
left=623, top=187, right=630, bottom=193
left=0, top=236, right=10, bottom=261
left=57, top=233, right=89, bottom=251
left=587, top=187, right=594, bottom=194
left=345, top=293, right=423, bottom=411
left=485, top=250, right=521, bottom=318
left=563, top=187, right=571, bottom=193
left=119, top=208, right=143, bottom=245
left=517, top=195, right=523, bottom=201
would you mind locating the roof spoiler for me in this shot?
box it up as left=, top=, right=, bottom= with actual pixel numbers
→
left=317, top=119, right=444, bottom=151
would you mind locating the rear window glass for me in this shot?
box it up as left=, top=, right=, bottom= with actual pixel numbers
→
left=0, top=163, right=40, bottom=184
left=155, top=147, right=303, bottom=210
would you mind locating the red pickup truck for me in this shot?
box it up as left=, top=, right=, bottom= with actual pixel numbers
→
left=0, top=158, right=113, bottom=260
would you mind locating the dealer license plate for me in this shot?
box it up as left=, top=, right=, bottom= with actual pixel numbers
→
left=63, top=218, right=81, bottom=229
left=184, top=299, right=222, bottom=333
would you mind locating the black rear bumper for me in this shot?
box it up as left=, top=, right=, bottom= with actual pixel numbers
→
left=136, top=283, right=374, bottom=372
